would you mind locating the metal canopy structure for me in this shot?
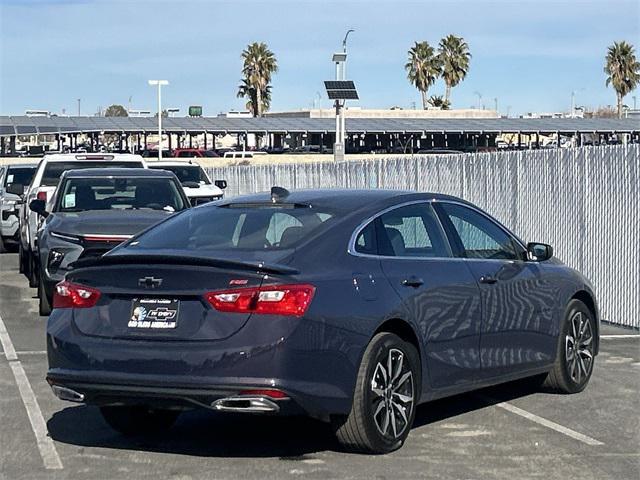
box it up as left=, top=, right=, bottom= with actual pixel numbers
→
left=0, top=115, right=638, bottom=137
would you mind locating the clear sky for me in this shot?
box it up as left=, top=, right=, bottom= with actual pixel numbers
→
left=0, top=0, right=638, bottom=117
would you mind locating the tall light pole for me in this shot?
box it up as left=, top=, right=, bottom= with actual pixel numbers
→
left=77, top=98, right=81, bottom=116
left=148, top=80, right=169, bottom=160
left=474, top=91, right=482, bottom=110
left=342, top=29, right=355, bottom=77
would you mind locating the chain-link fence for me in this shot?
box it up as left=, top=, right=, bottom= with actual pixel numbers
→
left=207, top=145, right=640, bottom=328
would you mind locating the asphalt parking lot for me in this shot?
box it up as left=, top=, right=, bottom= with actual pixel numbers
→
left=0, top=252, right=638, bottom=480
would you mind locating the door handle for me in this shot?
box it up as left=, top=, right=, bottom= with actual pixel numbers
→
left=402, top=277, right=424, bottom=288
left=479, top=275, right=498, bottom=285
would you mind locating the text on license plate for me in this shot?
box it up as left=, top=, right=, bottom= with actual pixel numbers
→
left=128, top=298, right=179, bottom=329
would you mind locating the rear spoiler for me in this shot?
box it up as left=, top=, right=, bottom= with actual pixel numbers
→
left=69, top=254, right=299, bottom=275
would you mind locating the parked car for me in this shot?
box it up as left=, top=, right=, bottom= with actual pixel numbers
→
left=46, top=188, right=599, bottom=453
left=18, top=153, right=146, bottom=288
left=31, top=168, right=189, bottom=315
left=148, top=160, right=226, bottom=206
left=172, top=148, right=219, bottom=158
left=0, top=163, right=37, bottom=253
left=223, top=151, right=267, bottom=159
left=140, top=149, right=172, bottom=159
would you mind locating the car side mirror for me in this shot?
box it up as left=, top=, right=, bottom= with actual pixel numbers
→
left=214, top=179, right=227, bottom=190
left=527, top=242, right=553, bottom=261
left=6, top=183, right=24, bottom=196
left=29, top=199, right=49, bottom=218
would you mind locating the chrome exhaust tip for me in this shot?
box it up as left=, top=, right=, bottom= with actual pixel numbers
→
left=51, top=385, right=85, bottom=403
left=211, top=396, right=280, bottom=413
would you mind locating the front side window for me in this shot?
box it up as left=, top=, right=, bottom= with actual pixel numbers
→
left=439, top=203, right=519, bottom=260
left=56, top=177, right=186, bottom=212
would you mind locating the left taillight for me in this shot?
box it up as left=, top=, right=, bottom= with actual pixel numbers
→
left=53, top=281, right=101, bottom=309
left=205, top=284, right=315, bottom=317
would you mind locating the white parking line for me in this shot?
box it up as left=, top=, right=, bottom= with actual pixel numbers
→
left=0, top=313, right=63, bottom=470
left=600, top=334, right=639, bottom=339
left=493, top=401, right=604, bottom=446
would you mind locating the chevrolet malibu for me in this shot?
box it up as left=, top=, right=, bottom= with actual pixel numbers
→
left=46, top=188, right=599, bottom=453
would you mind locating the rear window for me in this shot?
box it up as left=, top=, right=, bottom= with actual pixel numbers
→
left=55, top=177, right=186, bottom=212
left=5, top=167, right=36, bottom=187
left=126, top=205, right=335, bottom=251
left=41, top=161, right=144, bottom=186
left=150, top=165, right=210, bottom=184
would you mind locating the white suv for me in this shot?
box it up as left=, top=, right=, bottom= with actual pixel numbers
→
left=148, top=160, right=226, bottom=206
left=19, top=153, right=146, bottom=287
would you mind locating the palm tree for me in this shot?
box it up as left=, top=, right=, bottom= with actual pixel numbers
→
left=428, top=95, right=451, bottom=110
left=237, top=79, right=272, bottom=116
left=238, top=42, right=278, bottom=117
left=604, top=41, right=640, bottom=118
left=405, top=41, right=442, bottom=109
left=438, top=34, right=471, bottom=104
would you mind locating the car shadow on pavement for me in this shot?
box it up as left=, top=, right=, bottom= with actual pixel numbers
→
left=47, top=379, right=542, bottom=458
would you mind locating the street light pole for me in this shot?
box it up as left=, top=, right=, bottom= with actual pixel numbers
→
left=148, top=80, right=169, bottom=160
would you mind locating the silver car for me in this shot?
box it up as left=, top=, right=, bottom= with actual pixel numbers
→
left=0, top=163, right=37, bottom=253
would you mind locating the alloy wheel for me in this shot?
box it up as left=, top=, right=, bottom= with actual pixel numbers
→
left=565, top=311, right=594, bottom=384
left=370, top=348, right=414, bottom=439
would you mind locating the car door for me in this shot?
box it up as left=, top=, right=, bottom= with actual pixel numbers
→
left=363, top=202, right=483, bottom=391
left=434, top=201, right=556, bottom=379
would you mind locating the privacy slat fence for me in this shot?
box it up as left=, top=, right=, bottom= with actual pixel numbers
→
left=207, top=145, right=640, bottom=328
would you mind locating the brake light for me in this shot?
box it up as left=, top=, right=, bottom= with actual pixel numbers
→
left=205, top=284, right=315, bottom=317
left=53, top=281, right=101, bottom=309
left=37, top=191, right=48, bottom=201
left=239, top=389, right=288, bottom=399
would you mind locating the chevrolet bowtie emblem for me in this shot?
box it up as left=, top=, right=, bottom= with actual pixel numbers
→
left=138, top=276, right=163, bottom=288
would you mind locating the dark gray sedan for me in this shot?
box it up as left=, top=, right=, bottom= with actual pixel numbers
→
left=45, top=188, right=598, bottom=453
left=30, top=168, right=190, bottom=315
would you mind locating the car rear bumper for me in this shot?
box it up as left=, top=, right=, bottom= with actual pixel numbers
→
left=46, top=309, right=367, bottom=421
left=46, top=373, right=304, bottom=415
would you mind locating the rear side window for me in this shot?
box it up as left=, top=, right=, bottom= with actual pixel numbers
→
left=41, top=162, right=144, bottom=186
left=127, top=204, right=336, bottom=251
left=354, top=203, right=450, bottom=258
left=377, top=204, right=449, bottom=257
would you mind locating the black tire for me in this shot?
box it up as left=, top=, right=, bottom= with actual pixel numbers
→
left=542, top=300, right=596, bottom=394
left=38, top=270, right=52, bottom=316
left=333, top=332, right=420, bottom=454
left=99, top=406, right=179, bottom=436
left=18, top=242, right=26, bottom=273
left=0, top=235, right=6, bottom=254
left=28, top=253, right=38, bottom=288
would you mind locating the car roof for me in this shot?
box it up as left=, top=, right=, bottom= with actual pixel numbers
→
left=149, top=161, right=200, bottom=167
left=40, top=153, right=144, bottom=163
left=61, top=168, right=175, bottom=178
left=6, top=163, right=37, bottom=169
left=217, top=188, right=466, bottom=212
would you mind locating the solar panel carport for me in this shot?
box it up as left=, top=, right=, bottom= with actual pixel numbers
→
left=0, top=115, right=638, bottom=154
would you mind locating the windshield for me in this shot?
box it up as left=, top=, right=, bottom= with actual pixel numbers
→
left=5, top=167, right=36, bottom=187
left=151, top=165, right=210, bottom=184
left=125, top=204, right=335, bottom=251
left=41, top=161, right=144, bottom=186
left=56, top=177, right=187, bottom=212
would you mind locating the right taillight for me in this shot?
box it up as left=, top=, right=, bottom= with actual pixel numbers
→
left=205, top=284, right=315, bottom=317
left=37, top=190, right=48, bottom=201
left=53, top=281, right=101, bottom=309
